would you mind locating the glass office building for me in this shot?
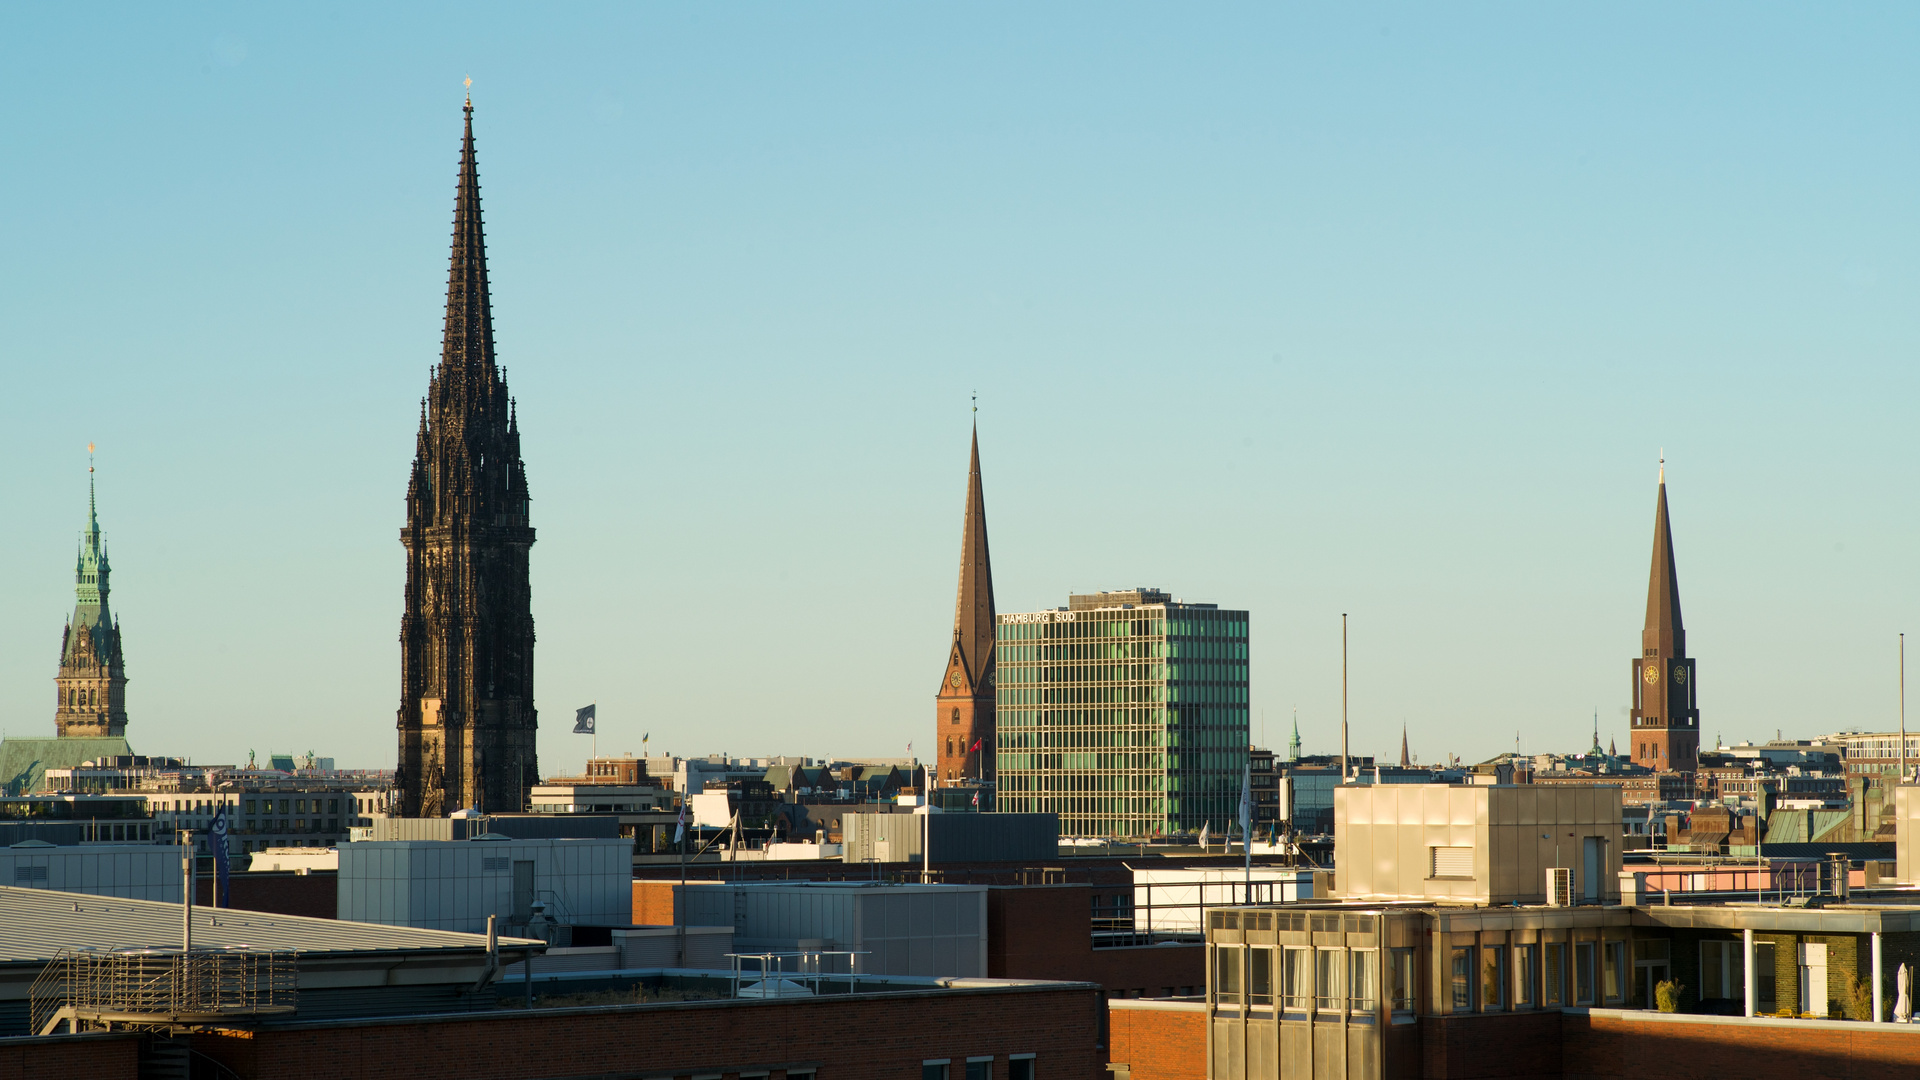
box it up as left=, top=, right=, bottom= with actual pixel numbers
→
left=994, top=588, right=1249, bottom=838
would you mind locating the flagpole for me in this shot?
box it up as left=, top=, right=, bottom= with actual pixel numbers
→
left=592, top=700, right=597, bottom=762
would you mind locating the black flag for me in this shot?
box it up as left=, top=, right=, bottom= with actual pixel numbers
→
left=574, top=704, right=596, bottom=734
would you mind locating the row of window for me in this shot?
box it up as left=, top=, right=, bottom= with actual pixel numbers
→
left=1212, top=946, right=1414, bottom=1017
left=1451, top=941, right=1625, bottom=1011
left=923, top=1056, right=1035, bottom=1080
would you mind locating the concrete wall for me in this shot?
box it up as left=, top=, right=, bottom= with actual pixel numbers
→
left=1336, top=785, right=1622, bottom=904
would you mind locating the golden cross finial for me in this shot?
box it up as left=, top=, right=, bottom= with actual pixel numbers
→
left=1658, top=448, right=1665, bottom=484
left=971, top=390, right=977, bottom=414
left=87, top=442, right=95, bottom=474
left=464, top=76, right=473, bottom=107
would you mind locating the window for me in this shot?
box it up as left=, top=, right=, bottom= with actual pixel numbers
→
left=1213, top=946, right=1241, bottom=1005
left=1009, top=1057, right=1035, bottom=1080
left=1430, top=846, right=1473, bottom=879
left=1284, top=947, right=1313, bottom=1011
left=1349, top=949, right=1377, bottom=1013
left=925, top=1064, right=950, bottom=1080
left=1388, top=948, right=1416, bottom=1014
left=1515, top=945, right=1537, bottom=1009
left=1575, top=942, right=1596, bottom=1004
left=1700, top=940, right=1745, bottom=1002
left=1316, top=948, right=1345, bottom=1012
left=965, top=1062, right=991, bottom=1080
left=1544, top=943, right=1566, bottom=1006
left=1481, top=945, right=1507, bottom=1011
left=1249, top=947, right=1273, bottom=1007
left=1755, top=941, right=1777, bottom=1012
left=1450, top=946, right=1474, bottom=1011
left=1603, top=941, right=1627, bottom=1003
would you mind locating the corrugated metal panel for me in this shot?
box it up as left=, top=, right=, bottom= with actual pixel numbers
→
left=0, top=884, right=539, bottom=963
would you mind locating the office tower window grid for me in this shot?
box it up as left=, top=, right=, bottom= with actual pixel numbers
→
left=994, top=598, right=1249, bottom=838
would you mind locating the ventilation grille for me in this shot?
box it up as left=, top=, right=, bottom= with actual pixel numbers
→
left=481, top=857, right=510, bottom=873
left=1429, top=846, right=1473, bottom=879
left=13, top=866, right=47, bottom=883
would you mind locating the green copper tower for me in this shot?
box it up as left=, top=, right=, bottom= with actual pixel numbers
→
left=56, top=463, right=127, bottom=738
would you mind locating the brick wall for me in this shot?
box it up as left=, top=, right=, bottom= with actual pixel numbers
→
left=193, top=983, right=1105, bottom=1080
left=1564, top=1010, right=1920, bottom=1080
left=1418, top=1012, right=1563, bottom=1079
left=989, top=885, right=1203, bottom=994
left=0, top=1032, right=139, bottom=1079
left=1108, top=1001, right=1204, bottom=1080
left=633, top=879, right=676, bottom=925
left=197, top=872, right=338, bottom=919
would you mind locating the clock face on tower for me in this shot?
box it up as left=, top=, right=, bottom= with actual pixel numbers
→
left=949, top=670, right=962, bottom=689
left=1643, top=664, right=1659, bottom=685
left=1673, top=666, right=1686, bottom=685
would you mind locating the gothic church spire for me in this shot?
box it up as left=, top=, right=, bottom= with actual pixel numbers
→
left=953, top=421, right=996, bottom=683
left=397, top=100, right=538, bottom=818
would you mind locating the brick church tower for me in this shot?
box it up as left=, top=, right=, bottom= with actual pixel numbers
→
left=936, top=422, right=996, bottom=786
left=55, top=464, right=127, bottom=738
left=396, top=99, right=538, bottom=817
left=1629, top=461, right=1699, bottom=773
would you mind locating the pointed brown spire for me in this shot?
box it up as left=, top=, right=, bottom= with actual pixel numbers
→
left=1399, top=724, right=1410, bottom=768
left=953, top=422, right=996, bottom=683
left=1643, top=463, right=1685, bottom=657
left=440, top=100, right=497, bottom=395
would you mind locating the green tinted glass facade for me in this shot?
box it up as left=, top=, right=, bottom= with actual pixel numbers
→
left=994, top=591, right=1249, bottom=838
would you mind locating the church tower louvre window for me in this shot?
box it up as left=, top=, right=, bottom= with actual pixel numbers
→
left=395, top=97, right=539, bottom=818
left=55, top=461, right=128, bottom=739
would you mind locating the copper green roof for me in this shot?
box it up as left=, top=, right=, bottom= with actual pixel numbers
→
left=0, top=737, right=133, bottom=796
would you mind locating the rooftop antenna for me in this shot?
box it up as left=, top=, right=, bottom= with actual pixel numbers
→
left=1340, top=614, right=1349, bottom=782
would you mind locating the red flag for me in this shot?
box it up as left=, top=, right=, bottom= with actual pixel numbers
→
left=969, top=738, right=982, bottom=753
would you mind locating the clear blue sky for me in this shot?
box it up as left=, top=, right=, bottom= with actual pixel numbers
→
left=2, top=5, right=1916, bottom=774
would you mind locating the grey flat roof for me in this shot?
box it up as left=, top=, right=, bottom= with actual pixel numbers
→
left=1634, top=903, right=1920, bottom=935
left=0, top=885, right=541, bottom=965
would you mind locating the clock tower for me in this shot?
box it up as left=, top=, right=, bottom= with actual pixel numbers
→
left=935, top=422, right=996, bottom=787
left=1629, top=461, right=1699, bottom=773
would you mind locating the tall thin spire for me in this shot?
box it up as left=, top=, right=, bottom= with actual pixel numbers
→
left=439, top=96, right=497, bottom=397
left=1399, top=723, right=1410, bottom=768
left=952, top=419, right=996, bottom=683
left=1644, top=457, right=1685, bottom=656
left=397, top=99, right=537, bottom=819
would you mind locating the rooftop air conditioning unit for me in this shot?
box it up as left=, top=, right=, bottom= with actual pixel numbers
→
left=1546, top=867, right=1572, bottom=908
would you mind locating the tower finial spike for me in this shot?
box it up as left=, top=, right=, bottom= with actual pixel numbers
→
left=464, top=75, right=472, bottom=108
left=1659, top=448, right=1665, bottom=484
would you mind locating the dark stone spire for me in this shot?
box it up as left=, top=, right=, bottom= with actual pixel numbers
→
left=936, top=418, right=998, bottom=786
left=439, top=100, right=498, bottom=403
left=397, top=100, right=538, bottom=818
